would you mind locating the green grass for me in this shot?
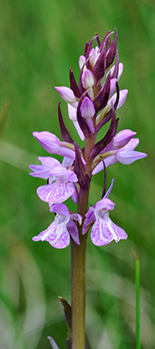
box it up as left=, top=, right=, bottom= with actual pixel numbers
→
left=0, top=0, right=155, bottom=348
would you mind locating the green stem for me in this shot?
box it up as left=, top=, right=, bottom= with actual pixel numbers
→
left=71, top=133, right=94, bottom=348
left=71, top=234, right=87, bottom=348
left=71, top=187, right=90, bottom=349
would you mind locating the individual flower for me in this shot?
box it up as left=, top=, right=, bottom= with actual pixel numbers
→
left=92, top=129, right=147, bottom=175
left=54, top=86, right=78, bottom=107
left=82, top=179, right=127, bottom=246
left=33, top=131, right=75, bottom=160
left=30, top=157, right=78, bottom=205
left=32, top=204, right=82, bottom=249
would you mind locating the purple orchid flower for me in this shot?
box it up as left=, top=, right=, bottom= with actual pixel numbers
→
left=32, top=204, right=82, bottom=249
left=30, top=157, right=78, bottom=205
left=82, top=179, right=127, bottom=246
left=33, top=131, right=75, bottom=159
left=92, top=129, right=147, bottom=175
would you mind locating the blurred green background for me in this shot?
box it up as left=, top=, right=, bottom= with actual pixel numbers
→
left=0, top=0, right=155, bottom=348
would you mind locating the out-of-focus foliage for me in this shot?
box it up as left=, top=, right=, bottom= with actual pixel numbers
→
left=0, top=0, right=154, bottom=348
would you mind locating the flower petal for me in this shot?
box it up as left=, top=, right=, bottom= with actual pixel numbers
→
left=91, top=215, right=127, bottom=246
left=108, top=89, right=128, bottom=109
left=37, top=182, right=75, bottom=205
left=95, top=198, right=115, bottom=211
left=91, top=216, right=114, bottom=246
left=80, top=97, right=95, bottom=119
left=50, top=203, right=70, bottom=217
left=117, top=149, right=147, bottom=165
left=68, top=104, right=85, bottom=141
left=33, top=131, right=75, bottom=159
left=82, top=69, right=95, bottom=89
left=67, top=220, right=80, bottom=245
left=32, top=219, right=70, bottom=249
left=55, top=86, right=78, bottom=107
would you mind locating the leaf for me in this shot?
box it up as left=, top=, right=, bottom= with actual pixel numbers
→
left=58, top=296, right=72, bottom=331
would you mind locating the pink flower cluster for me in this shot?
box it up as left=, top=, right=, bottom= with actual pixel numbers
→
left=30, top=30, right=146, bottom=248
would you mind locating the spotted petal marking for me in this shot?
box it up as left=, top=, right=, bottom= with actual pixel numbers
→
left=37, top=181, right=75, bottom=205
left=32, top=216, right=70, bottom=249
left=91, top=211, right=127, bottom=246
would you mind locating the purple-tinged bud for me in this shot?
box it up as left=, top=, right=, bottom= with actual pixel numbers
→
left=93, top=45, right=106, bottom=83
left=108, top=89, right=128, bottom=109
left=105, top=30, right=118, bottom=69
left=77, top=99, right=91, bottom=138
left=89, top=47, right=100, bottom=68
left=86, top=35, right=98, bottom=59
left=80, top=97, right=95, bottom=133
left=82, top=69, right=95, bottom=90
left=55, top=86, right=78, bottom=107
left=79, top=55, right=86, bottom=69
left=109, top=78, right=117, bottom=98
